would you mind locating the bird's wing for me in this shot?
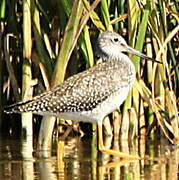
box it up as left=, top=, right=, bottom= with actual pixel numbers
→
left=5, top=61, right=134, bottom=114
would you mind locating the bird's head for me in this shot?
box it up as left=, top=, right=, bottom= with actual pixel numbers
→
left=97, top=31, right=161, bottom=64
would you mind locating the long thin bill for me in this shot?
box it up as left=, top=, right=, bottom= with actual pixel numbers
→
left=126, top=46, right=162, bottom=64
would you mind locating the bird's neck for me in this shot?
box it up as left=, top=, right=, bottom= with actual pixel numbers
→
left=101, top=53, right=136, bottom=74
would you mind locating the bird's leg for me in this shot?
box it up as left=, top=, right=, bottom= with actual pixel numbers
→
left=98, top=125, right=141, bottom=159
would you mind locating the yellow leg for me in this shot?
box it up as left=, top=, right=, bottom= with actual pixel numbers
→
left=98, top=125, right=141, bottom=160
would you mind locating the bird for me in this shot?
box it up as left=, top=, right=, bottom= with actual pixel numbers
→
left=4, top=31, right=159, bottom=159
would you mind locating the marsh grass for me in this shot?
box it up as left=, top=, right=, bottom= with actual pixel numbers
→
left=1, top=0, right=178, bottom=149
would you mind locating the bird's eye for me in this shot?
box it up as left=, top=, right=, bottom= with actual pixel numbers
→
left=113, top=38, right=119, bottom=42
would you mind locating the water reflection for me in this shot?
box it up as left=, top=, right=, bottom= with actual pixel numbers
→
left=22, top=135, right=34, bottom=180
left=0, top=134, right=178, bottom=180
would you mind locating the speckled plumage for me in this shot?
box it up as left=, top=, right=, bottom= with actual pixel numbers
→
left=5, top=31, right=137, bottom=125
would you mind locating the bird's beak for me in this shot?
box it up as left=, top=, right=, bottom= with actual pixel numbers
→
left=125, top=45, right=162, bottom=64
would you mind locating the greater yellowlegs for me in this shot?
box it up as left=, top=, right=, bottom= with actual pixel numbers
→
left=5, top=31, right=159, bottom=159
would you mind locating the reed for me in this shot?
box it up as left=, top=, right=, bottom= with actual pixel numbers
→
left=21, top=0, right=33, bottom=136
left=0, top=0, right=6, bottom=128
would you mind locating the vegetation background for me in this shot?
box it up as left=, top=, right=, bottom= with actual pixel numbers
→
left=0, top=0, right=178, bottom=150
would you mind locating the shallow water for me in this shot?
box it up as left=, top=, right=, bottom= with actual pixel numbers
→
left=0, top=133, right=178, bottom=180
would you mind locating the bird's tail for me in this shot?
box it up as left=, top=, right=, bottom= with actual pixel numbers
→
left=4, top=100, right=33, bottom=114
